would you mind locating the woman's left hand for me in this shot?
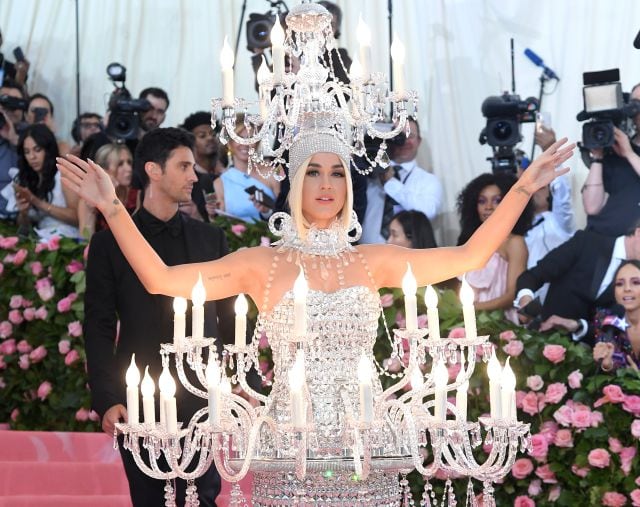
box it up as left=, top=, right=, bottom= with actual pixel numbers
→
left=519, top=138, right=575, bottom=194
left=14, top=184, right=36, bottom=206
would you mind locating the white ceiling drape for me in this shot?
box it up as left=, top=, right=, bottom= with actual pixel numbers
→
left=2, top=0, right=639, bottom=243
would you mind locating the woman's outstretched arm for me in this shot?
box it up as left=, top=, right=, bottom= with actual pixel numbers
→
left=365, top=138, right=575, bottom=288
left=57, top=155, right=263, bottom=300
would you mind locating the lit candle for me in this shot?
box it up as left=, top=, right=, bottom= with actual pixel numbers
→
left=455, top=357, right=468, bottom=422
left=402, top=263, right=418, bottom=331
left=141, top=366, right=155, bottom=425
left=433, top=360, right=448, bottom=422
left=191, top=274, right=206, bottom=340
left=488, top=350, right=502, bottom=420
left=158, top=365, right=171, bottom=427
left=424, top=285, right=440, bottom=340
left=501, top=358, right=516, bottom=421
left=257, top=56, right=271, bottom=120
left=206, top=360, right=221, bottom=427
left=125, top=354, right=140, bottom=425
left=356, top=16, right=372, bottom=80
left=357, top=354, right=374, bottom=423
left=288, top=351, right=306, bottom=427
left=460, top=275, right=477, bottom=339
left=390, top=35, right=406, bottom=96
left=173, top=297, right=187, bottom=347
left=293, top=267, right=308, bottom=339
left=270, top=20, right=285, bottom=83
left=220, top=36, right=235, bottom=107
left=234, top=293, right=248, bottom=348
left=349, top=55, right=363, bottom=83
left=159, top=368, right=177, bottom=433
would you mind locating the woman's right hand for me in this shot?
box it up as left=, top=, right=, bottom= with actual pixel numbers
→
left=57, top=155, right=117, bottom=211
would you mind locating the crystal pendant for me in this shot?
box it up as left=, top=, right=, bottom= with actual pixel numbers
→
left=354, top=139, right=366, bottom=156
left=219, top=127, right=228, bottom=145
left=376, top=148, right=390, bottom=169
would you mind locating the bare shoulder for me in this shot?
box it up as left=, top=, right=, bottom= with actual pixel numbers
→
left=504, top=234, right=527, bottom=255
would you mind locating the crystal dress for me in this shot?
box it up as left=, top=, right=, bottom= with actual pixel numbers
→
left=243, top=213, right=412, bottom=506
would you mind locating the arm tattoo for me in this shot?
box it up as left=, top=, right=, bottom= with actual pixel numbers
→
left=107, top=199, right=122, bottom=218
left=514, top=185, right=531, bottom=198
left=208, top=272, right=231, bottom=282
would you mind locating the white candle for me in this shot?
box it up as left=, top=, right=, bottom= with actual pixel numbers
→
left=270, top=20, right=285, bottom=82
left=288, top=351, right=306, bottom=427
left=173, top=297, right=187, bottom=347
left=455, top=357, right=468, bottom=422
left=411, top=366, right=424, bottom=392
left=220, top=36, right=235, bottom=107
left=234, top=293, right=248, bottom=348
left=125, top=354, right=140, bottom=425
left=356, top=16, right=372, bottom=80
left=206, top=360, right=221, bottom=427
left=159, top=369, right=177, bottom=433
left=402, top=263, right=418, bottom=331
left=293, top=267, right=308, bottom=339
left=219, top=375, right=231, bottom=425
left=140, top=366, right=155, bottom=425
left=357, top=354, right=374, bottom=423
left=460, top=275, right=477, bottom=339
left=257, top=56, right=271, bottom=120
left=390, top=35, right=406, bottom=96
left=487, top=351, right=502, bottom=420
left=424, top=285, right=440, bottom=340
left=350, top=55, right=363, bottom=83
left=501, top=358, right=516, bottom=422
left=158, top=365, right=171, bottom=428
left=433, top=360, right=448, bottom=422
left=191, top=273, right=206, bottom=340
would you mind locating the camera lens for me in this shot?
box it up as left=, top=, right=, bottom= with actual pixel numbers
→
left=492, top=121, right=513, bottom=142
left=251, top=20, right=272, bottom=44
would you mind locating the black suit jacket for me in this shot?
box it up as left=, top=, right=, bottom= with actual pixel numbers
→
left=516, top=230, right=618, bottom=323
left=84, top=211, right=235, bottom=420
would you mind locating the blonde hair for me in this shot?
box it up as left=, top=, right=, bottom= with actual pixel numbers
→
left=288, top=154, right=353, bottom=239
left=95, top=143, right=130, bottom=175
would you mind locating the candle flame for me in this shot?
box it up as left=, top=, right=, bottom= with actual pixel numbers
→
left=141, top=365, right=155, bottom=397
left=234, top=293, right=248, bottom=315
left=390, top=35, right=406, bottom=64
left=191, top=273, right=206, bottom=306
left=257, top=55, right=271, bottom=85
left=501, top=357, right=516, bottom=389
left=356, top=15, right=371, bottom=46
left=159, top=366, right=176, bottom=398
left=357, top=353, right=372, bottom=384
left=270, top=19, right=285, bottom=46
left=402, top=263, right=417, bottom=296
left=173, top=296, right=187, bottom=314
left=125, top=353, right=140, bottom=387
left=487, top=350, right=502, bottom=382
left=220, top=36, right=234, bottom=69
left=459, top=275, right=475, bottom=306
left=424, top=285, right=438, bottom=309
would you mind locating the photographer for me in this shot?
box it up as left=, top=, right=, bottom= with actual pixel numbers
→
left=25, top=93, right=71, bottom=156
left=69, top=112, right=104, bottom=157
left=0, top=29, right=29, bottom=89
left=361, top=118, right=443, bottom=244
left=138, top=87, right=169, bottom=137
left=582, top=83, right=640, bottom=237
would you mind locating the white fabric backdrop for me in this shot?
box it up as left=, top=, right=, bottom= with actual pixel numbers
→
left=2, top=0, right=639, bottom=244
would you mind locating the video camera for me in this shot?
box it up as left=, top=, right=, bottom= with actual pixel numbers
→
left=105, top=62, right=150, bottom=140
left=577, top=68, right=640, bottom=150
left=246, top=1, right=288, bottom=52
left=479, top=92, right=539, bottom=174
left=0, top=94, right=28, bottom=130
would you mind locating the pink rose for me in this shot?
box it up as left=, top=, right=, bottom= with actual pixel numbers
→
left=9, top=295, right=24, bottom=309
left=231, top=224, right=246, bottom=237
left=64, top=349, right=80, bottom=366
left=46, top=236, right=60, bottom=251
left=630, top=489, right=640, bottom=507
left=35, top=306, right=48, bottom=320
left=29, top=261, right=43, bottom=276
left=602, top=492, right=628, bottom=507
left=516, top=390, right=527, bottom=408
left=8, top=309, right=23, bottom=325
left=57, top=294, right=77, bottom=313
left=16, top=340, right=32, bottom=354
left=588, top=448, right=611, bottom=468
left=58, top=340, right=71, bottom=355
left=75, top=408, right=90, bottom=421
left=567, top=370, right=583, bottom=389
left=544, top=382, right=567, bottom=404
left=528, top=479, right=542, bottom=496
left=571, top=409, right=593, bottom=429
left=260, top=236, right=271, bottom=247
left=35, top=278, right=55, bottom=301
left=395, top=311, right=406, bottom=329
left=18, top=354, right=29, bottom=370
left=512, top=458, right=534, bottom=479
left=29, top=345, right=47, bottom=363
left=503, top=339, right=524, bottom=357
left=535, top=464, right=557, bottom=483
left=554, top=429, right=573, bottom=447
left=604, top=384, right=626, bottom=403
left=527, top=375, right=544, bottom=391
left=0, top=339, right=16, bottom=355
left=65, top=260, right=84, bottom=274
left=529, top=434, right=549, bottom=461
left=67, top=321, right=83, bottom=337
left=591, top=410, right=604, bottom=426
left=542, top=344, right=566, bottom=363
left=0, top=320, right=13, bottom=338
left=522, top=391, right=545, bottom=416
left=380, top=293, right=394, bottom=308
left=571, top=464, right=589, bottom=477
left=631, top=420, right=640, bottom=439
left=548, top=486, right=561, bottom=502
left=499, top=329, right=517, bottom=341
left=623, top=395, right=640, bottom=417
left=540, top=421, right=558, bottom=443
left=88, top=410, right=100, bottom=422
left=37, top=381, right=52, bottom=400
left=447, top=362, right=461, bottom=381
left=609, top=437, right=623, bottom=453
left=12, top=248, right=28, bottom=265
left=620, top=447, right=637, bottom=476
left=448, top=327, right=466, bottom=339
left=10, top=408, right=19, bottom=421
left=514, top=496, right=536, bottom=507
left=23, top=307, right=36, bottom=321
left=417, top=314, right=428, bottom=329
left=0, top=236, right=19, bottom=249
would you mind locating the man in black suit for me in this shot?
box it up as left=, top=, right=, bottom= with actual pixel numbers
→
left=84, top=127, right=233, bottom=507
left=515, top=219, right=640, bottom=342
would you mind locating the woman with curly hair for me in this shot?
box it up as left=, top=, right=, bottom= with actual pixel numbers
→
left=457, top=172, right=533, bottom=320
left=14, top=124, right=79, bottom=238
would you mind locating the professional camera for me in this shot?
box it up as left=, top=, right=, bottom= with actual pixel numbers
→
left=479, top=92, right=538, bottom=173
left=105, top=62, right=150, bottom=140
left=577, top=68, right=640, bottom=150
left=0, top=94, right=28, bottom=130
left=246, top=1, right=288, bottom=51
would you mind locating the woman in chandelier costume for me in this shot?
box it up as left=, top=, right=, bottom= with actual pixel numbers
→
left=58, top=129, right=573, bottom=505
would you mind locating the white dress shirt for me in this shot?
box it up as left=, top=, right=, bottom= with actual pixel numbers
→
left=361, top=160, right=443, bottom=244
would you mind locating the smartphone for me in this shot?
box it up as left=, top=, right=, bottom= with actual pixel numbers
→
left=202, top=189, right=217, bottom=205
left=535, top=112, right=551, bottom=132
left=244, top=185, right=275, bottom=209
left=33, top=107, right=48, bottom=123
left=13, top=47, right=25, bottom=63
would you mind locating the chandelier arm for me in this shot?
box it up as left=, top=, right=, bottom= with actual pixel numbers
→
left=165, top=438, right=215, bottom=481
left=128, top=437, right=175, bottom=480
left=236, top=353, right=269, bottom=405
left=175, top=355, right=207, bottom=399
left=365, top=114, right=408, bottom=140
